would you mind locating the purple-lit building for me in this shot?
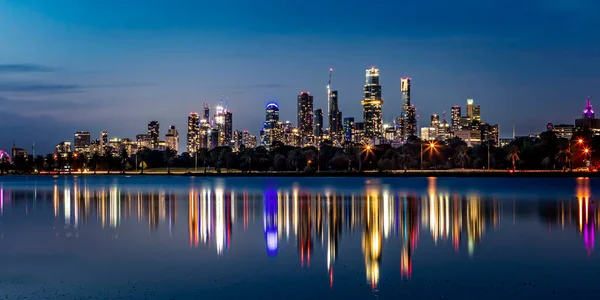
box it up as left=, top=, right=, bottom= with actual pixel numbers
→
left=575, top=97, right=600, bottom=135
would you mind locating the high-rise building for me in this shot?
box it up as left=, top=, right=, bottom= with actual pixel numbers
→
left=54, top=141, right=72, bottom=158
left=354, top=122, right=365, bottom=143
left=314, top=108, right=324, bottom=137
left=431, top=114, right=440, bottom=129
left=91, top=139, right=100, bottom=154
left=148, top=121, right=160, bottom=149
left=397, top=77, right=414, bottom=140
left=451, top=106, right=461, bottom=132
left=233, top=130, right=243, bottom=151
left=136, top=134, right=152, bottom=149
left=187, top=112, right=200, bottom=153
left=100, top=131, right=108, bottom=155
left=361, top=68, right=383, bottom=142
left=74, top=131, right=91, bottom=154
left=209, top=129, right=219, bottom=149
left=242, top=130, right=257, bottom=149
left=203, top=103, right=210, bottom=123
left=165, top=125, right=179, bottom=154
left=466, top=99, right=481, bottom=124
left=407, top=105, right=417, bottom=137
left=262, top=102, right=282, bottom=147
left=480, top=123, right=500, bottom=147
left=575, top=97, right=600, bottom=135
left=225, top=111, right=233, bottom=146
left=297, top=92, right=314, bottom=138
left=329, top=91, right=342, bottom=140
left=343, top=117, right=355, bottom=143
left=214, top=104, right=227, bottom=146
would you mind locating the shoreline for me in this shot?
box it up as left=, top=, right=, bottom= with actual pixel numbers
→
left=3, top=170, right=599, bottom=178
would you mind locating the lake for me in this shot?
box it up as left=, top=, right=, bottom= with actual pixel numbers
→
left=0, top=176, right=599, bottom=299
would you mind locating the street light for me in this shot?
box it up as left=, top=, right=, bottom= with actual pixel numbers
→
left=421, top=141, right=436, bottom=170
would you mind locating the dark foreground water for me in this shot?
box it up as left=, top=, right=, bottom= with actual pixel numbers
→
left=0, top=176, right=599, bottom=299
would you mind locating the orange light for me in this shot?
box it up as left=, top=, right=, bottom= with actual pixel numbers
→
left=579, top=139, right=584, bottom=144
left=584, top=148, right=590, bottom=154
left=366, top=145, right=371, bottom=150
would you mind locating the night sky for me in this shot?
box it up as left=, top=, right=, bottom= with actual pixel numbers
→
left=1, top=0, right=599, bottom=153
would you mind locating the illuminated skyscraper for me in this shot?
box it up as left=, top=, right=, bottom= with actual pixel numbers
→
left=187, top=112, right=200, bottom=153
left=165, top=126, right=179, bottom=154
left=343, top=117, right=355, bottom=143
left=224, top=111, right=233, bottom=146
left=361, top=68, right=383, bottom=141
left=148, top=121, right=160, bottom=149
left=466, top=99, right=481, bottom=124
left=297, top=92, right=314, bottom=138
left=451, top=106, right=461, bottom=132
left=314, top=108, right=324, bottom=137
left=100, top=131, right=108, bottom=155
left=431, top=114, right=440, bottom=128
left=203, top=103, right=210, bottom=123
left=74, top=131, right=91, bottom=154
left=262, top=102, right=282, bottom=147
left=329, top=91, right=342, bottom=141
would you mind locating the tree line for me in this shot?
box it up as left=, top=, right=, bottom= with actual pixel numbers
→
left=1, top=129, right=597, bottom=175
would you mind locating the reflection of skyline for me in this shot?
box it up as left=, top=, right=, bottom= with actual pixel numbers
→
left=2, top=179, right=599, bottom=290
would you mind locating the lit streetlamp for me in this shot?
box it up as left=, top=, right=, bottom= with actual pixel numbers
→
left=421, top=141, right=436, bottom=170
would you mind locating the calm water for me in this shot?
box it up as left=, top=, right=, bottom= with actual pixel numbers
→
left=0, top=176, right=599, bottom=299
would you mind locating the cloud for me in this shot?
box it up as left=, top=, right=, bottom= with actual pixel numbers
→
left=0, top=63, right=57, bottom=73
left=0, top=82, right=83, bottom=93
left=0, top=96, right=100, bottom=111
left=224, top=84, right=286, bottom=89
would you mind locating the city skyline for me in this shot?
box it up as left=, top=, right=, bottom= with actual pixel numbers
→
left=1, top=0, right=600, bottom=153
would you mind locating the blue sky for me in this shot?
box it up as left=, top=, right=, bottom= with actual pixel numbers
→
left=1, top=0, right=599, bottom=153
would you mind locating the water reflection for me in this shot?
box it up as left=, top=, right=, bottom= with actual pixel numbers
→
left=0, top=178, right=598, bottom=291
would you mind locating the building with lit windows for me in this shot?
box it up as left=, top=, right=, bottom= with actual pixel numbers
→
left=549, top=123, right=575, bottom=139
left=262, top=102, right=283, bottom=148
left=343, top=117, right=355, bottom=143
left=100, top=131, right=108, bottom=155
left=329, top=91, right=342, bottom=141
left=575, top=97, right=600, bottom=135
left=242, top=130, right=257, bottom=149
left=361, top=67, right=383, bottom=142
left=314, top=108, right=324, bottom=138
left=466, top=99, right=481, bottom=124
left=148, top=121, right=160, bottom=149
left=354, top=122, right=365, bottom=143
left=54, top=141, right=72, bottom=158
left=480, top=123, right=500, bottom=147
left=165, top=126, right=179, bottom=153
left=397, top=77, right=416, bottom=140
left=297, top=92, right=314, bottom=140
left=451, top=106, right=461, bottom=132
left=74, top=131, right=91, bottom=154
left=187, top=112, right=200, bottom=153
left=224, top=111, right=233, bottom=146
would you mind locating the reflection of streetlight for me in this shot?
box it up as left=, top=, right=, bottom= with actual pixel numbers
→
left=421, top=141, right=437, bottom=170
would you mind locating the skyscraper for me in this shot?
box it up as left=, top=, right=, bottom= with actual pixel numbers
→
left=187, top=112, right=200, bottom=153
left=74, top=131, right=91, bottom=154
left=431, top=114, right=440, bottom=128
left=262, top=102, right=282, bottom=147
left=314, top=108, right=324, bottom=137
left=225, top=111, right=233, bottom=146
left=343, top=117, right=355, bottom=143
left=466, top=99, right=481, bottom=124
left=361, top=67, right=383, bottom=142
left=397, top=78, right=411, bottom=140
left=100, top=131, right=108, bottom=155
left=203, top=103, right=210, bottom=123
left=148, top=121, right=160, bottom=149
left=165, top=126, right=179, bottom=154
left=451, top=106, right=461, bottom=132
left=329, top=91, right=342, bottom=140
left=297, top=92, right=314, bottom=138
left=214, top=103, right=226, bottom=146
left=233, top=130, right=243, bottom=151
left=407, top=105, right=417, bottom=137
